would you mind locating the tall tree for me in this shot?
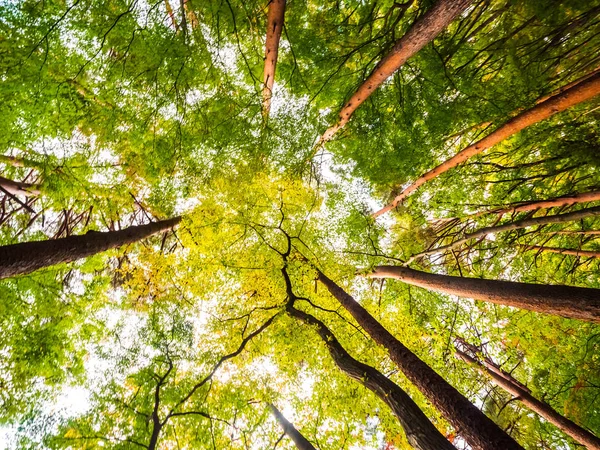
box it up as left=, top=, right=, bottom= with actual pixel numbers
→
left=269, top=403, right=316, bottom=450
left=406, top=206, right=600, bottom=263
left=367, top=266, right=600, bottom=323
left=0, top=217, right=181, bottom=279
left=315, top=0, right=472, bottom=146
left=316, top=270, right=524, bottom=450
left=456, top=346, right=600, bottom=450
left=373, top=72, right=600, bottom=217
left=262, top=0, right=287, bottom=118
left=288, top=303, right=457, bottom=450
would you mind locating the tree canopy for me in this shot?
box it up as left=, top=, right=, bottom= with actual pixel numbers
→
left=1, top=0, right=599, bottom=449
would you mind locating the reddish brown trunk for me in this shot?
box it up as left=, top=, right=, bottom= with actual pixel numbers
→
left=262, top=0, right=286, bottom=118
left=368, top=266, right=600, bottom=323
left=406, top=205, right=600, bottom=263
left=0, top=217, right=181, bottom=279
left=521, top=245, right=600, bottom=258
left=268, top=403, right=316, bottom=450
left=288, top=304, right=456, bottom=450
left=476, top=190, right=600, bottom=218
left=317, top=271, right=524, bottom=450
left=456, top=350, right=600, bottom=450
left=373, top=71, right=600, bottom=217
left=316, top=0, right=471, bottom=146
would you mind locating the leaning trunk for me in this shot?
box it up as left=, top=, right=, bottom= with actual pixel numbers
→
left=0, top=217, right=181, bottom=279
left=268, top=403, right=316, bottom=450
left=406, top=205, right=600, bottom=263
left=262, top=0, right=286, bottom=118
left=317, top=0, right=471, bottom=145
left=456, top=350, right=600, bottom=450
left=316, top=271, right=524, bottom=450
left=374, top=71, right=600, bottom=217
left=368, top=266, right=600, bottom=323
left=288, top=304, right=456, bottom=450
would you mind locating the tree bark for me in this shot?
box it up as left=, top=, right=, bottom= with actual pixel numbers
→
left=0, top=217, right=181, bottom=279
left=368, top=266, right=600, bottom=323
left=521, top=245, right=600, bottom=259
left=262, top=0, right=286, bottom=119
left=0, top=175, right=40, bottom=197
left=474, top=190, right=600, bottom=219
left=288, top=304, right=456, bottom=450
left=268, top=402, right=316, bottom=450
left=316, top=271, right=524, bottom=450
left=406, top=205, right=600, bottom=263
left=373, top=71, right=600, bottom=217
left=317, top=0, right=472, bottom=145
left=456, top=349, right=600, bottom=450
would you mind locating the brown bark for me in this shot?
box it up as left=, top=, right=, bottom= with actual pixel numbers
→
left=406, top=205, right=600, bottom=263
left=316, top=271, right=524, bottom=450
left=317, top=0, right=472, bottom=145
left=475, top=190, right=600, bottom=218
left=268, top=403, right=316, bottom=450
left=0, top=175, right=40, bottom=197
left=0, top=217, right=181, bottom=279
left=368, top=266, right=600, bottom=323
left=288, top=304, right=456, bottom=450
left=521, top=245, right=600, bottom=259
left=262, top=0, right=286, bottom=118
left=373, top=71, right=600, bottom=217
left=456, top=350, right=600, bottom=450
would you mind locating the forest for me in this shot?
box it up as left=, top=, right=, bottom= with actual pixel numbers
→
left=0, top=0, right=600, bottom=448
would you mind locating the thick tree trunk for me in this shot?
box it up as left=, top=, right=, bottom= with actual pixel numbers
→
left=456, top=350, right=600, bottom=450
left=317, top=0, right=471, bottom=145
left=316, top=271, right=524, bottom=450
left=268, top=403, right=316, bottom=450
left=406, top=205, right=600, bottom=263
left=0, top=175, right=40, bottom=197
left=288, top=304, right=456, bottom=450
left=368, top=266, right=600, bottom=323
left=262, top=0, right=286, bottom=118
left=521, top=245, right=600, bottom=259
left=373, top=71, right=600, bottom=217
left=0, top=217, right=181, bottom=279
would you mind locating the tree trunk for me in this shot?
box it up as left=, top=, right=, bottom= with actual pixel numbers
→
left=268, top=403, right=316, bottom=450
left=373, top=71, right=600, bottom=217
left=456, top=350, right=600, bottom=450
left=521, top=245, right=600, bottom=259
left=317, top=0, right=472, bottom=145
left=262, top=0, right=286, bottom=119
left=0, top=217, right=181, bottom=279
left=406, top=205, right=600, bottom=263
left=0, top=175, right=40, bottom=197
left=368, top=266, right=600, bottom=323
left=288, top=304, right=456, bottom=450
left=316, top=271, right=524, bottom=450
left=474, top=190, right=600, bottom=219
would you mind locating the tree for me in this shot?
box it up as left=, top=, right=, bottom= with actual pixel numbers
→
left=316, top=0, right=472, bottom=146
left=316, top=270, right=524, bottom=450
left=374, top=71, right=600, bottom=217
left=0, top=217, right=181, bottom=279
left=455, top=341, right=600, bottom=450
left=288, top=303, right=457, bottom=450
left=368, top=265, right=600, bottom=323
left=262, top=0, right=287, bottom=118
left=269, top=403, right=317, bottom=450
